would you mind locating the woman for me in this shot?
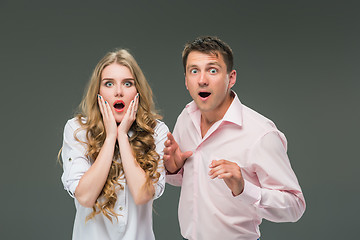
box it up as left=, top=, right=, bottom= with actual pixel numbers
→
left=60, top=49, right=168, bottom=239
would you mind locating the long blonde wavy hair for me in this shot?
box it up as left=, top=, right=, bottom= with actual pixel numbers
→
left=74, top=49, right=162, bottom=222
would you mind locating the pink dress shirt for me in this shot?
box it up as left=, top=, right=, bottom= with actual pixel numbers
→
left=166, top=92, right=306, bottom=240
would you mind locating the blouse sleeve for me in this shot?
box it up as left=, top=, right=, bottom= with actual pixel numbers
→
left=152, top=120, right=169, bottom=200
left=60, top=119, right=91, bottom=198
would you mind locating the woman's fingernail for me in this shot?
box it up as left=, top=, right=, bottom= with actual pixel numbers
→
left=105, top=101, right=107, bottom=104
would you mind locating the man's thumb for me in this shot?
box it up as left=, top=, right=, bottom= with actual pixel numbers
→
left=183, top=151, right=193, bottom=160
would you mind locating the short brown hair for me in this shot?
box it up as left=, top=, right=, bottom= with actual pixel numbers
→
left=182, top=36, right=234, bottom=73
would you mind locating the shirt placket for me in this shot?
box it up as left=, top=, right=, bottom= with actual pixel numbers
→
left=114, top=181, right=127, bottom=233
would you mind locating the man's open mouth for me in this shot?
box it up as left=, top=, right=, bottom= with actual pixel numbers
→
left=199, top=92, right=211, bottom=99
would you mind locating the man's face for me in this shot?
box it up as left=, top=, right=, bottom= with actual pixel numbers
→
left=185, top=51, right=236, bottom=119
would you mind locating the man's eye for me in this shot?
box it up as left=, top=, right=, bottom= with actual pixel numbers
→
left=105, top=82, right=113, bottom=87
left=210, top=69, right=217, bottom=74
left=191, top=69, right=198, bottom=74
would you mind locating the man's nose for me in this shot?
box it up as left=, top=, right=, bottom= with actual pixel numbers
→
left=198, top=73, right=209, bottom=87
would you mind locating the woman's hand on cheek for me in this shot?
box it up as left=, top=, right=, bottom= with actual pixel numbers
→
left=118, top=93, right=139, bottom=136
left=98, top=94, right=117, bottom=139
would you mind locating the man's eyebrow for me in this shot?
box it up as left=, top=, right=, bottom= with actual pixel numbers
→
left=186, top=62, right=222, bottom=71
left=207, top=62, right=222, bottom=67
left=187, top=64, right=198, bottom=69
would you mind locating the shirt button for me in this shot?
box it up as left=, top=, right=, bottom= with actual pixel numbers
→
left=119, top=206, right=123, bottom=211
left=68, top=158, right=72, bottom=161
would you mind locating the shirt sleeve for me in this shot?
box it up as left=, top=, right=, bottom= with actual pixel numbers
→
left=237, top=131, right=306, bottom=222
left=61, top=119, right=91, bottom=198
left=153, top=121, right=169, bottom=199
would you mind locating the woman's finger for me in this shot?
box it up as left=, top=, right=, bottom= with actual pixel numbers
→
left=128, top=99, right=134, bottom=118
left=98, top=94, right=115, bottom=124
left=99, top=95, right=111, bottom=119
left=117, top=95, right=138, bottom=134
left=98, top=94, right=105, bottom=117
left=104, top=98, right=115, bottom=121
left=133, top=93, right=139, bottom=118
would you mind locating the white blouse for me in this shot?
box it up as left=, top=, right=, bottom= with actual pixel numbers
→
left=61, top=117, right=168, bottom=240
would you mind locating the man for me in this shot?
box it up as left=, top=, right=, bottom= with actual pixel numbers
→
left=164, top=36, right=306, bottom=240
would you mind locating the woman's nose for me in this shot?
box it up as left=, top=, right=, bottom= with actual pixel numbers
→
left=114, top=84, right=124, bottom=97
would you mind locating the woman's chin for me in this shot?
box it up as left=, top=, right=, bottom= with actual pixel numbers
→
left=114, top=116, right=124, bottom=124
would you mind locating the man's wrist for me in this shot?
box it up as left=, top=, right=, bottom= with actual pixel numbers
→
left=166, top=167, right=182, bottom=175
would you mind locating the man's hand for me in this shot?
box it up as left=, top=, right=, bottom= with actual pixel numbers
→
left=209, top=159, right=245, bottom=196
left=163, top=132, right=193, bottom=173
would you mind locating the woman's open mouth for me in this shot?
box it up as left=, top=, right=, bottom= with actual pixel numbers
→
left=113, top=100, right=125, bottom=112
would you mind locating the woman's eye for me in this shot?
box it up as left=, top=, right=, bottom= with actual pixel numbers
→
left=210, top=69, right=217, bottom=74
left=124, top=81, right=133, bottom=87
left=105, top=82, right=113, bottom=87
left=191, top=69, right=198, bottom=74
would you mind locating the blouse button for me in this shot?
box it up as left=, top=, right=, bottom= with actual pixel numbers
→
left=68, top=158, right=72, bottom=161
left=119, top=206, right=123, bottom=211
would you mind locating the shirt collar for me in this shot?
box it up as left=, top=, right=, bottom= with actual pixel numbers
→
left=185, top=90, right=243, bottom=127
left=222, top=91, right=243, bottom=127
left=185, top=99, right=198, bottom=113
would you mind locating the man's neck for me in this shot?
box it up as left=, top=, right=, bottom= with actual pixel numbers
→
left=200, top=115, right=216, bottom=138
left=200, top=93, right=234, bottom=138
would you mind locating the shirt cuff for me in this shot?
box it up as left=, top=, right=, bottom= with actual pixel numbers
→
left=235, top=179, right=261, bottom=205
left=165, top=168, right=183, bottom=186
left=66, top=181, right=79, bottom=198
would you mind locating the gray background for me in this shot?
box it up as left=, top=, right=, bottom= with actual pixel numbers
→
left=0, top=0, right=358, bottom=239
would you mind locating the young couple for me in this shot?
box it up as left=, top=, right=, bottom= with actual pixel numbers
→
left=60, top=36, right=305, bottom=240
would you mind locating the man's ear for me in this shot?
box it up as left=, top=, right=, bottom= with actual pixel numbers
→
left=185, top=73, right=188, bottom=90
left=228, top=70, right=237, bottom=89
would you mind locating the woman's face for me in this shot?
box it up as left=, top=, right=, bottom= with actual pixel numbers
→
left=99, top=63, right=138, bottom=123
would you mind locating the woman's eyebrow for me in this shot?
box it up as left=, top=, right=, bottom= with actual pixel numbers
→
left=101, top=78, right=135, bottom=81
left=121, top=78, right=135, bottom=81
left=101, top=78, right=114, bottom=81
